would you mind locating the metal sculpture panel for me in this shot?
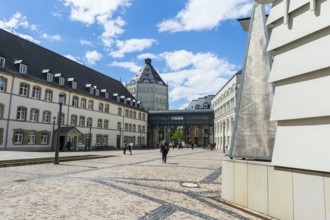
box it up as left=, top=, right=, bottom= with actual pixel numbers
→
left=229, top=4, right=277, bottom=161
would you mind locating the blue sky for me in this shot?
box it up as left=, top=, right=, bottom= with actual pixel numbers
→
left=0, top=0, right=256, bottom=109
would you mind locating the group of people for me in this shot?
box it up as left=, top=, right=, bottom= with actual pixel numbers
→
left=122, top=141, right=133, bottom=155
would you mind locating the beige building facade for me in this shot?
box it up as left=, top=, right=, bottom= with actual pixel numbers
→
left=0, top=29, right=148, bottom=151
left=126, top=58, right=169, bottom=111
left=211, top=72, right=241, bottom=152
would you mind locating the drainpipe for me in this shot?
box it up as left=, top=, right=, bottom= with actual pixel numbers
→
left=4, top=74, right=15, bottom=150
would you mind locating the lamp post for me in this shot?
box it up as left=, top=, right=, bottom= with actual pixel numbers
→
left=88, top=125, right=92, bottom=151
left=54, top=94, right=64, bottom=165
left=51, top=116, right=56, bottom=152
left=139, top=128, right=142, bottom=147
left=223, top=122, right=226, bottom=153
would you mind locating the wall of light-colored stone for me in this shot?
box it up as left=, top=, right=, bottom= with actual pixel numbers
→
left=222, top=160, right=329, bottom=220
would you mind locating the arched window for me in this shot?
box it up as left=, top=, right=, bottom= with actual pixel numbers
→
left=42, top=111, right=51, bottom=123
left=32, top=86, right=41, bottom=99
left=19, top=83, right=29, bottom=97
left=80, top=98, right=86, bottom=109
left=17, top=106, right=27, bottom=121
left=88, top=100, right=94, bottom=110
left=97, top=119, right=103, bottom=128
left=72, top=96, right=79, bottom=107
left=44, top=89, right=53, bottom=102
left=71, top=114, right=78, bottom=126
left=0, top=77, right=7, bottom=92
left=98, top=103, right=104, bottom=112
left=87, top=117, right=93, bottom=127
left=30, top=108, right=39, bottom=122
left=79, top=116, right=85, bottom=127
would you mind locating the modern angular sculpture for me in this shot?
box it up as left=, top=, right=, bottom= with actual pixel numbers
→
left=229, top=3, right=277, bottom=160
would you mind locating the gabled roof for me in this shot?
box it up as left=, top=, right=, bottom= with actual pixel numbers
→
left=128, top=58, right=166, bottom=86
left=0, top=28, right=138, bottom=107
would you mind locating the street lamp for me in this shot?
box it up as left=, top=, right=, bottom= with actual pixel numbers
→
left=54, top=94, right=64, bottom=165
left=139, top=128, right=142, bottom=147
left=88, top=125, right=92, bottom=151
left=223, top=122, right=226, bottom=153
left=51, top=116, right=56, bottom=152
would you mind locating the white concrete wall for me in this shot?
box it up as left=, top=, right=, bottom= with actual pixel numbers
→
left=222, top=160, right=329, bottom=220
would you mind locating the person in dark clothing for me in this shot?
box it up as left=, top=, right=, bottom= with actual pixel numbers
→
left=66, top=140, right=72, bottom=151
left=122, top=141, right=127, bottom=155
left=160, top=141, right=169, bottom=164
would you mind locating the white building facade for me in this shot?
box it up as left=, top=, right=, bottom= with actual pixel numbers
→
left=211, top=71, right=241, bottom=152
left=0, top=29, right=148, bottom=151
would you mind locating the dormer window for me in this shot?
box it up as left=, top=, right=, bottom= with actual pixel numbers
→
left=90, top=87, right=94, bottom=95
left=59, top=77, right=65, bottom=85
left=67, top=78, right=77, bottom=89
left=95, top=88, right=99, bottom=96
left=0, top=57, right=5, bottom=68
left=72, top=81, right=77, bottom=89
left=19, top=64, right=27, bottom=74
left=47, top=73, right=53, bottom=82
left=105, top=92, right=109, bottom=99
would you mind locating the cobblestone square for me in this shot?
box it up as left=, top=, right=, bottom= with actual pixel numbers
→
left=0, top=149, right=271, bottom=219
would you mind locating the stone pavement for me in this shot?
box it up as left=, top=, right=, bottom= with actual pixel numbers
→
left=0, top=148, right=273, bottom=220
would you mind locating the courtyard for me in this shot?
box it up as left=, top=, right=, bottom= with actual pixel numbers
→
left=0, top=148, right=271, bottom=219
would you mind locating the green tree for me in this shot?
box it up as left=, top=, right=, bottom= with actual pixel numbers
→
left=171, top=129, right=184, bottom=142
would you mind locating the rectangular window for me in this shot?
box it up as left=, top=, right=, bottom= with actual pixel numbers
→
left=19, top=83, right=29, bottom=96
left=17, top=107, right=26, bottom=121
left=105, top=92, right=109, bottom=99
left=59, top=77, right=65, bottom=85
left=117, top=122, right=121, bottom=130
left=32, top=87, right=41, bottom=99
left=0, top=77, right=6, bottom=92
left=47, top=73, right=53, bottom=82
left=95, top=89, right=99, bottom=96
left=0, top=57, right=5, bottom=68
left=104, top=104, right=109, bottom=113
left=97, top=119, right=102, bottom=128
left=42, top=111, right=51, bottom=123
left=30, top=109, right=39, bottom=122
left=72, top=81, right=77, bottom=89
left=88, top=100, right=93, bottom=110
left=71, top=115, right=77, bottom=126
left=41, top=133, right=48, bottom=144
left=80, top=99, right=86, bottom=109
left=44, top=89, right=52, bottom=101
left=28, top=132, right=35, bottom=144
left=90, top=87, right=94, bottom=95
left=14, top=131, right=24, bottom=144
left=72, top=96, right=79, bottom=107
left=79, top=116, right=85, bottom=127
left=19, top=64, right=27, bottom=74
left=104, top=120, right=109, bottom=129
left=118, top=107, right=122, bottom=116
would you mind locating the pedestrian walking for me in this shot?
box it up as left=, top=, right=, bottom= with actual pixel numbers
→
left=160, top=140, right=169, bottom=164
left=66, top=140, right=72, bottom=151
left=122, top=141, right=127, bottom=155
left=128, top=142, right=133, bottom=155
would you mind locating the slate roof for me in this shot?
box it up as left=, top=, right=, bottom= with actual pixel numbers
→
left=128, top=58, right=166, bottom=85
left=0, top=28, right=138, bottom=108
left=186, top=95, right=215, bottom=110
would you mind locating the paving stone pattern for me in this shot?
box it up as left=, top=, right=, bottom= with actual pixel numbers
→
left=0, top=149, right=272, bottom=219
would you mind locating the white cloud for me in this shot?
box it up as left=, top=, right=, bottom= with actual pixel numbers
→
left=158, top=50, right=238, bottom=108
left=158, top=0, right=252, bottom=32
left=110, top=61, right=140, bottom=73
left=110, top=38, right=157, bottom=58
left=85, top=50, right=102, bottom=65
left=41, top=33, right=61, bottom=41
left=0, top=12, right=40, bottom=43
left=63, top=0, right=131, bottom=47
left=137, top=53, right=159, bottom=61
left=65, top=54, right=82, bottom=64
left=80, top=40, right=95, bottom=47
